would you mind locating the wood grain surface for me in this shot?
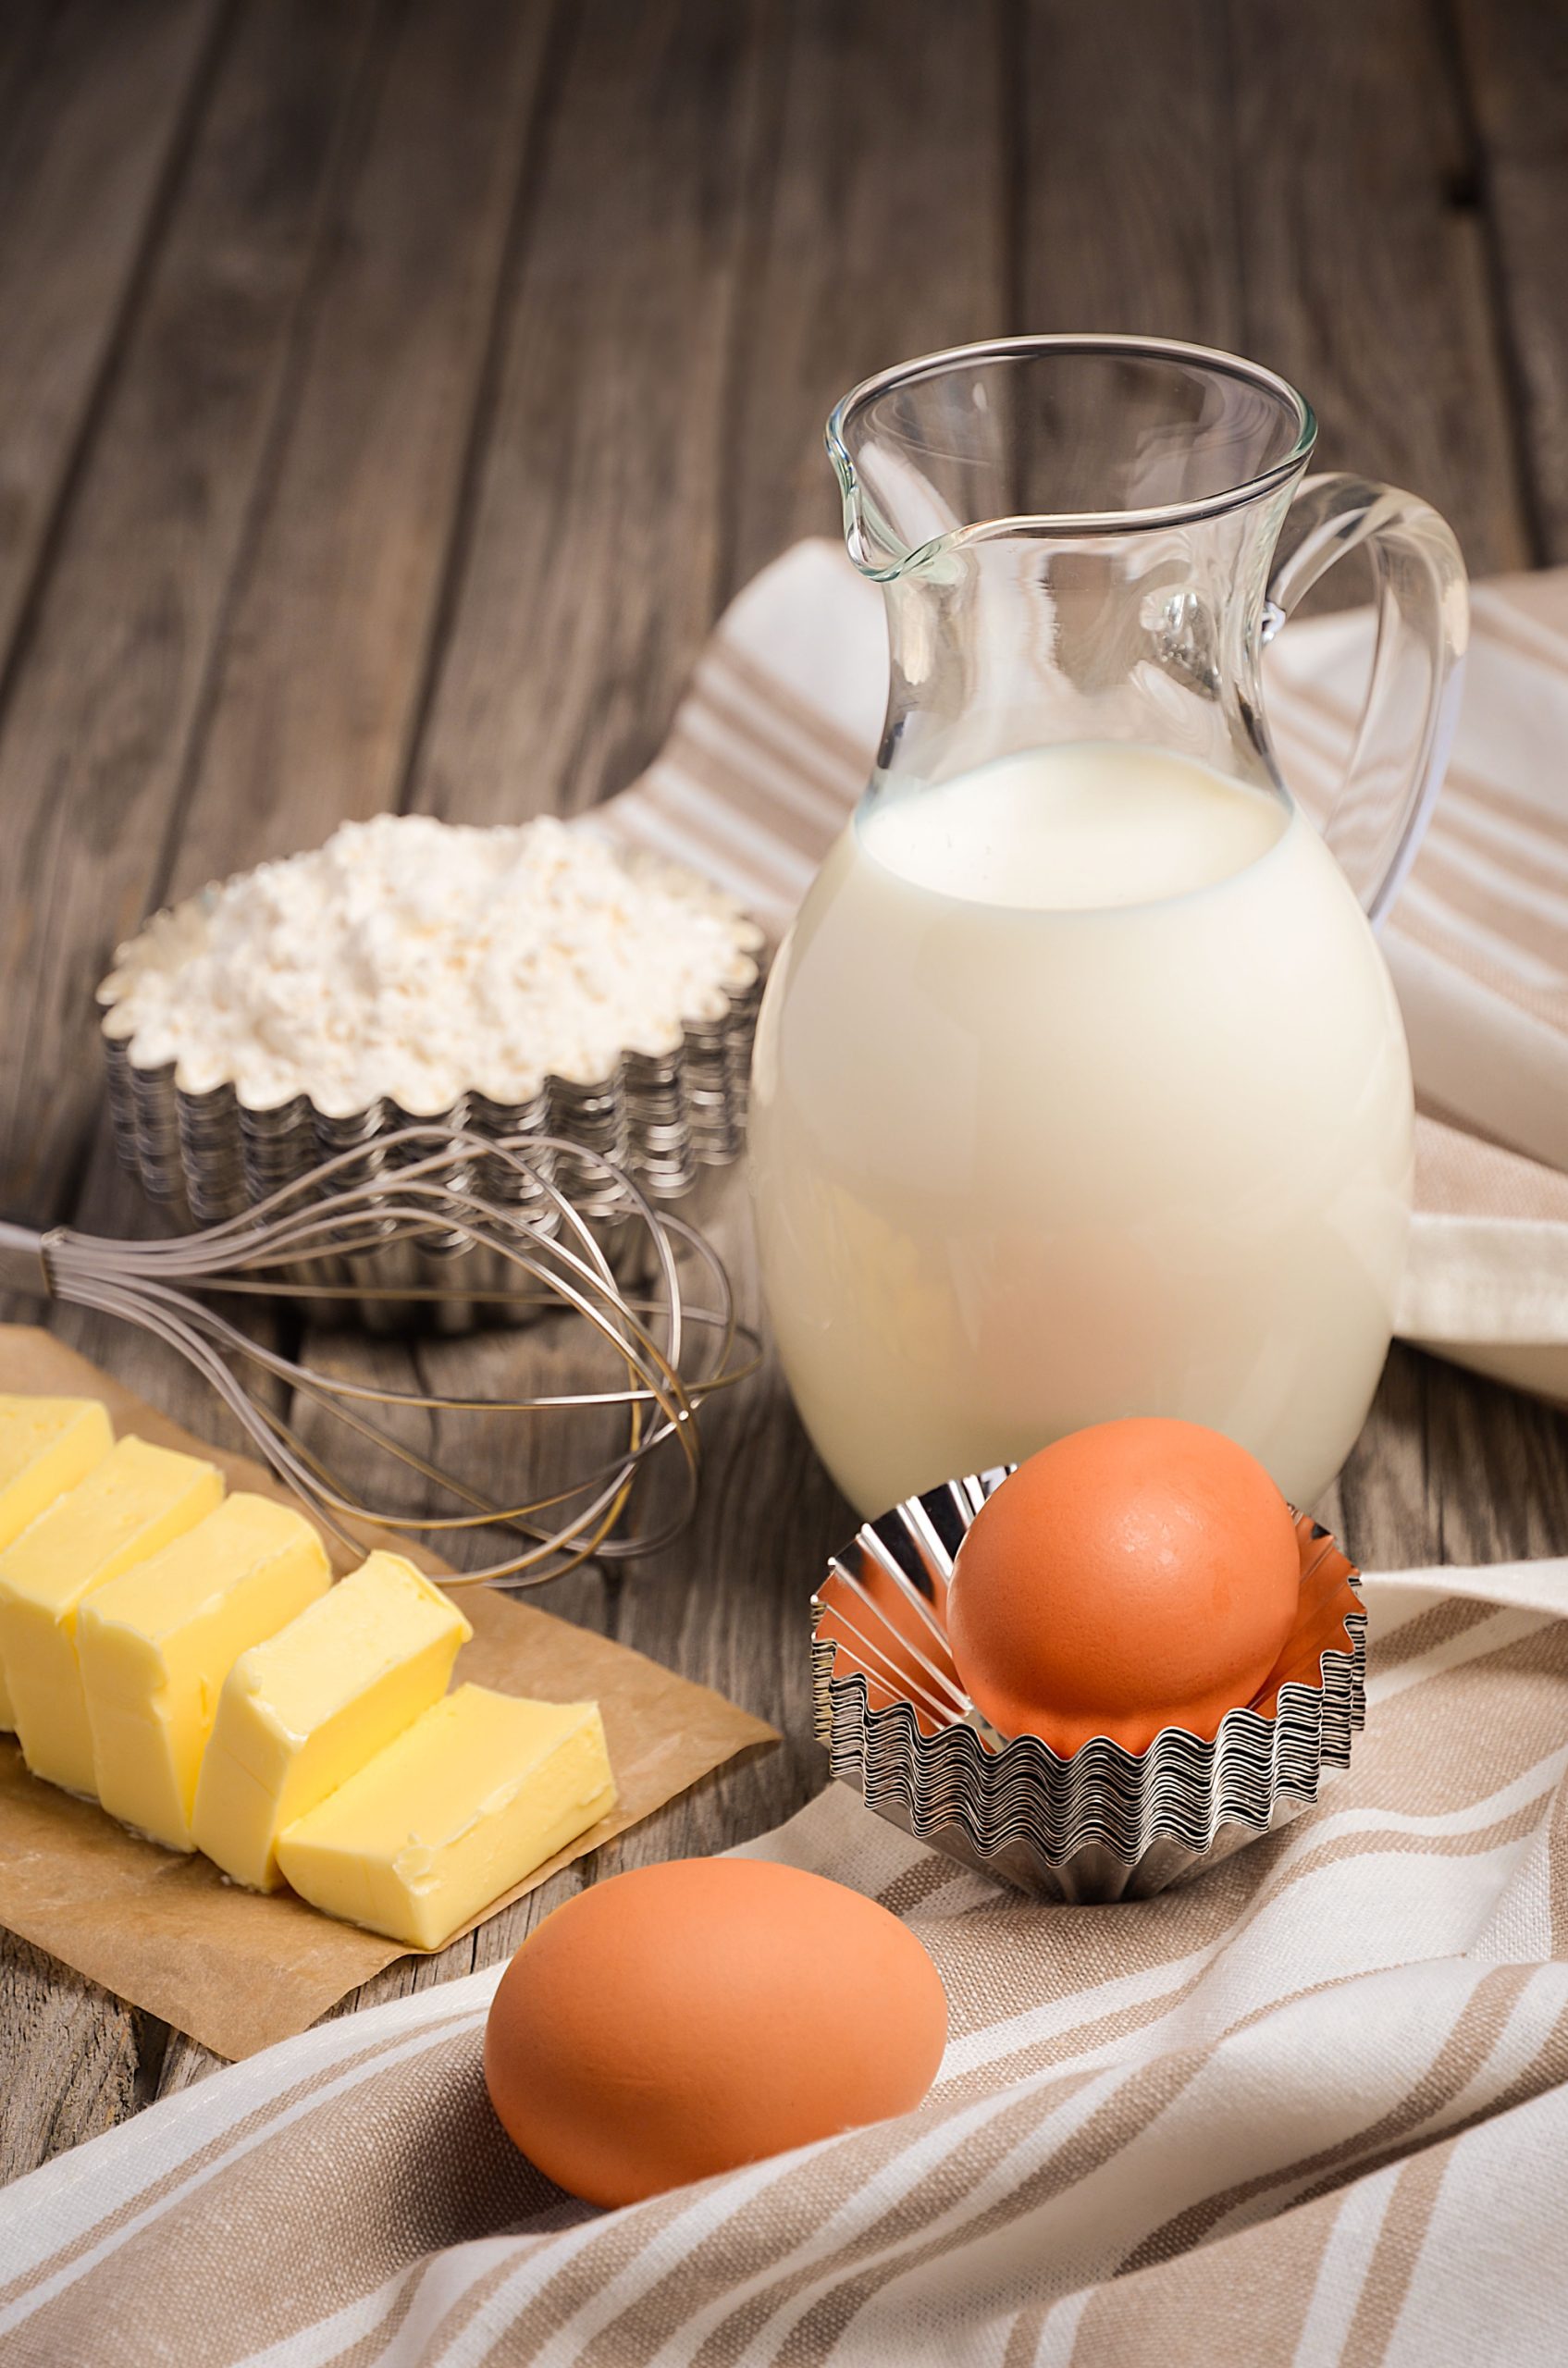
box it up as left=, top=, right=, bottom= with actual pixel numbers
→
left=3, top=0, right=1568, bottom=2183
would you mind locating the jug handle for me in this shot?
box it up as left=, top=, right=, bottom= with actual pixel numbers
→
left=1263, top=473, right=1468, bottom=928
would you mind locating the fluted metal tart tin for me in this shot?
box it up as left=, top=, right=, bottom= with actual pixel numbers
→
left=97, top=968, right=761, bottom=1326
left=811, top=1466, right=1365, bottom=1904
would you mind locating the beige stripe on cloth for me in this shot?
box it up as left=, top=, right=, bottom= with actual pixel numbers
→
left=6, top=1564, right=1568, bottom=2364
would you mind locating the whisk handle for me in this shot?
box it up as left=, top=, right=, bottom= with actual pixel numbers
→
left=0, top=1221, right=54, bottom=1299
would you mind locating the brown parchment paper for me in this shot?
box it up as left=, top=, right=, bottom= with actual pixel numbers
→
left=0, top=1326, right=778, bottom=2059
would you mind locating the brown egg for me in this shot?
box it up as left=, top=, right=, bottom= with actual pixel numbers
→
left=947, top=1417, right=1301, bottom=1755
left=484, top=1857, right=947, bottom=2207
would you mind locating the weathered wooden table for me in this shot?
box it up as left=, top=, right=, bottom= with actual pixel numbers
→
left=2, top=0, right=1566, bottom=2181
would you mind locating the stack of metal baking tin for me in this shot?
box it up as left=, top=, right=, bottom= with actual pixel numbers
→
left=98, top=969, right=761, bottom=1323
left=811, top=1468, right=1366, bottom=1904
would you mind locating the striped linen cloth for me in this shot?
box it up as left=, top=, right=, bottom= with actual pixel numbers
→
left=5, top=1560, right=1568, bottom=2365
left=596, top=542, right=1568, bottom=1408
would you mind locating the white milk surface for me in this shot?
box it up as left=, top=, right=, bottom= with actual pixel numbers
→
left=749, top=742, right=1414, bottom=1515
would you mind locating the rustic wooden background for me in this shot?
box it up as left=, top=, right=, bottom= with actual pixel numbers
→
left=2, top=0, right=1567, bottom=2181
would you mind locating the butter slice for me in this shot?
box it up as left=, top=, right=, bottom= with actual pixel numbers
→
left=192, top=1551, right=471, bottom=1892
left=0, top=1397, right=114, bottom=1548
left=277, top=1685, right=617, bottom=1948
left=0, top=1396, right=115, bottom=1732
left=0, top=1437, right=223, bottom=1794
left=78, top=1494, right=332, bottom=1850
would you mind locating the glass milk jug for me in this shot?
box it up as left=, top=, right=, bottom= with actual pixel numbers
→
left=748, top=336, right=1466, bottom=1517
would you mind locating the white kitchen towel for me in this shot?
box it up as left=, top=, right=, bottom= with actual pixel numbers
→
left=597, top=542, right=1568, bottom=1409
left=5, top=1559, right=1568, bottom=2364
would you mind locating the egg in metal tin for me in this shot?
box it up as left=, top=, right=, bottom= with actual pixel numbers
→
left=484, top=1857, right=948, bottom=2208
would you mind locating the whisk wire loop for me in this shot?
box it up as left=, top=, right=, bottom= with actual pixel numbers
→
left=7, top=1130, right=758, bottom=1586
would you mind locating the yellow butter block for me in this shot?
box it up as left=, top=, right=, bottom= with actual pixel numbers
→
left=78, top=1494, right=332, bottom=1851
left=276, top=1685, right=617, bottom=1949
left=0, top=1396, right=114, bottom=1549
left=0, top=1395, right=115, bottom=1732
left=192, top=1550, right=471, bottom=1892
left=0, top=1437, right=223, bottom=1794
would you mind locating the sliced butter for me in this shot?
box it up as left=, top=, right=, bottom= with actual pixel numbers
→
left=78, top=1494, right=332, bottom=1851
left=0, top=1396, right=114, bottom=1549
left=192, top=1550, right=471, bottom=1892
left=0, top=1395, right=115, bottom=1731
left=0, top=1437, right=223, bottom=1794
left=277, top=1685, right=617, bottom=1949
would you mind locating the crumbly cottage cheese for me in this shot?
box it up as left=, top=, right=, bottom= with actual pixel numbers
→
left=99, top=816, right=762, bottom=1116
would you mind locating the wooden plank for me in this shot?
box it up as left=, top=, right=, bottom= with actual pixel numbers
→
left=0, top=0, right=224, bottom=668
left=409, top=0, right=772, bottom=825
left=0, top=0, right=376, bottom=1228
left=1231, top=0, right=1530, bottom=580
left=1019, top=0, right=1241, bottom=345
left=723, top=0, right=1009, bottom=591
left=0, top=0, right=379, bottom=2178
left=1018, top=0, right=1530, bottom=586
left=1452, top=0, right=1568, bottom=560
left=1014, top=1, right=1242, bottom=527
left=0, top=1936, right=165, bottom=2186
left=1326, top=1346, right=1568, bottom=1576
left=166, top=0, right=558, bottom=895
left=0, top=6, right=53, bottom=179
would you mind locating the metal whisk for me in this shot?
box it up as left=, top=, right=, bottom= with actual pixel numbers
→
left=0, top=1128, right=759, bottom=1588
